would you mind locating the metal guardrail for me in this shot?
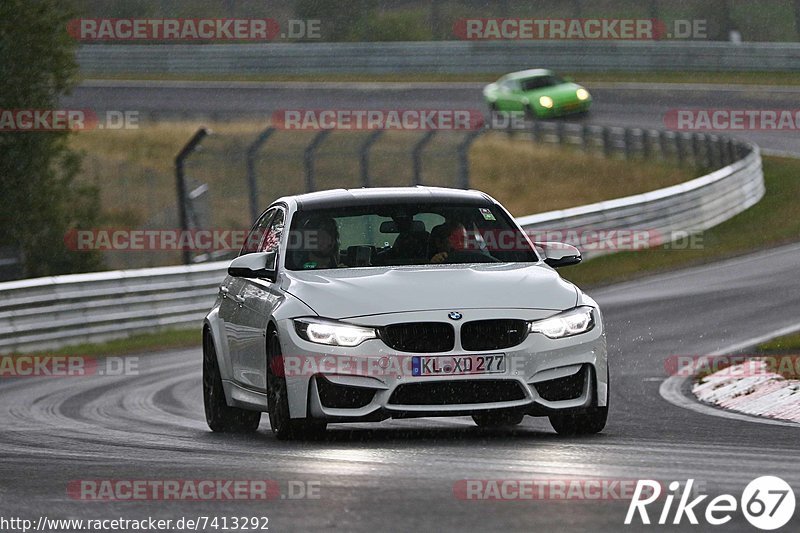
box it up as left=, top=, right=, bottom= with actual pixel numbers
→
left=77, top=41, right=800, bottom=75
left=0, top=134, right=763, bottom=354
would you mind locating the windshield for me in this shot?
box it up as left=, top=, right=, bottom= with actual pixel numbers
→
left=285, top=203, right=538, bottom=270
left=520, top=75, right=565, bottom=91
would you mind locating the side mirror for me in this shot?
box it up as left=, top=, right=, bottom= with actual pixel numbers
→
left=534, top=242, right=581, bottom=268
left=228, top=251, right=278, bottom=281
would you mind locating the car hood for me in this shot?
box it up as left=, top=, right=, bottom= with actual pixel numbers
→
left=282, top=263, right=578, bottom=319
left=523, top=82, right=583, bottom=100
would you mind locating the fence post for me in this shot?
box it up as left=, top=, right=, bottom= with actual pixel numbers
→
left=246, top=126, right=276, bottom=223
left=175, top=127, right=209, bottom=265
left=359, top=130, right=384, bottom=187
left=457, top=128, right=485, bottom=189
left=303, top=130, right=331, bottom=193
left=412, top=130, right=436, bottom=185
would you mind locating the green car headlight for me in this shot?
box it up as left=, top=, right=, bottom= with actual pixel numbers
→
left=576, top=88, right=590, bottom=101
left=539, top=96, right=554, bottom=109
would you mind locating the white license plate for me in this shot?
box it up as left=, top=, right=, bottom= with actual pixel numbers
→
left=411, top=354, right=505, bottom=377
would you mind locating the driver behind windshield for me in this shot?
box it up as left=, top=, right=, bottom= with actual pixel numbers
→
left=294, top=215, right=341, bottom=269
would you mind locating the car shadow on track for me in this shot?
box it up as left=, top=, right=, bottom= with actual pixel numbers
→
left=197, top=420, right=611, bottom=447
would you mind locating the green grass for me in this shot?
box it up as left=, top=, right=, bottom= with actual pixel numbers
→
left=21, top=328, right=200, bottom=357
left=562, top=156, right=800, bottom=288
left=81, top=71, right=800, bottom=86
left=758, top=332, right=800, bottom=353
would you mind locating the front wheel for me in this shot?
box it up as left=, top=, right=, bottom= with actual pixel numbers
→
left=549, top=366, right=608, bottom=435
left=267, top=330, right=327, bottom=440
left=548, top=406, right=607, bottom=435
left=203, top=335, right=261, bottom=433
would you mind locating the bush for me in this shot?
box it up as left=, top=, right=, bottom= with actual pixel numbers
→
left=0, top=0, right=103, bottom=278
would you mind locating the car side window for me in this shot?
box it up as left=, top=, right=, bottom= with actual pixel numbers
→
left=500, top=79, right=517, bottom=92
left=261, top=208, right=285, bottom=254
left=240, top=208, right=276, bottom=256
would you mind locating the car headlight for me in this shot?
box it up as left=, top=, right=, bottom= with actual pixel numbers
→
left=539, top=96, right=554, bottom=109
left=576, top=88, right=590, bottom=101
left=294, top=318, right=377, bottom=347
left=529, top=306, right=595, bottom=339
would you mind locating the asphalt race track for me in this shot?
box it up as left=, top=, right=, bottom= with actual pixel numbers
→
left=1, top=81, right=797, bottom=531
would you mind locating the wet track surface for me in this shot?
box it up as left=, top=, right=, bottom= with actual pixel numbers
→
left=2, top=244, right=800, bottom=531
left=2, top=81, right=797, bottom=531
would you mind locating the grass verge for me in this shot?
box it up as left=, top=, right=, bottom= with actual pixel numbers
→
left=21, top=328, right=200, bottom=357
left=758, top=332, right=800, bottom=353
left=562, top=156, right=800, bottom=288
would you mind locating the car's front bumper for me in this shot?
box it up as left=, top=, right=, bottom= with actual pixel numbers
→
left=275, top=308, right=608, bottom=422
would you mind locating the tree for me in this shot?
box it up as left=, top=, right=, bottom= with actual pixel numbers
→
left=0, top=0, right=102, bottom=278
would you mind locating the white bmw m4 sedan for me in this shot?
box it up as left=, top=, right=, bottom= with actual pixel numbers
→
left=203, top=187, right=608, bottom=440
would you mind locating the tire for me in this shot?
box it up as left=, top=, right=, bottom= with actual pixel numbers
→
left=267, top=330, right=327, bottom=441
left=203, top=333, right=261, bottom=433
left=548, top=368, right=609, bottom=435
left=472, top=410, right=525, bottom=428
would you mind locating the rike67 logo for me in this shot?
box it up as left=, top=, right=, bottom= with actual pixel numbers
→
left=626, top=477, right=795, bottom=530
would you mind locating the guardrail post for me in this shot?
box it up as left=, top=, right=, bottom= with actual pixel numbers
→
left=582, top=124, right=592, bottom=152
left=246, top=127, right=276, bottom=223
left=676, top=133, right=687, bottom=166
left=691, top=133, right=702, bottom=167
left=359, top=130, right=384, bottom=188
left=175, top=127, right=210, bottom=265
left=602, top=127, right=613, bottom=157
left=457, top=128, right=485, bottom=190
left=555, top=121, right=566, bottom=144
left=724, top=137, right=735, bottom=165
left=642, top=130, right=653, bottom=159
left=412, top=130, right=436, bottom=185
left=532, top=120, right=543, bottom=143
left=303, top=130, right=331, bottom=193
left=623, top=128, right=634, bottom=159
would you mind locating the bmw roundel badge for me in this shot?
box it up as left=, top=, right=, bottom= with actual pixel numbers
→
left=448, top=311, right=463, bottom=321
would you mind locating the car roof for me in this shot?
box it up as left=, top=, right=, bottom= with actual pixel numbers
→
left=284, top=186, right=494, bottom=211
left=502, top=68, right=554, bottom=81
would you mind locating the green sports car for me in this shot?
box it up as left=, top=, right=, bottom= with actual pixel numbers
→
left=483, top=69, right=592, bottom=118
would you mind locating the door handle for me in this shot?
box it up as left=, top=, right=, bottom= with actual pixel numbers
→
left=232, top=294, right=245, bottom=304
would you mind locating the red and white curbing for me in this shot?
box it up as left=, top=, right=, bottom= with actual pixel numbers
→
left=693, top=359, right=800, bottom=423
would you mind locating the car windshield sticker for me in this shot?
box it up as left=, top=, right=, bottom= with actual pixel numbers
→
left=480, top=208, right=496, bottom=221
left=302, top=261, right=317, bottom=269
